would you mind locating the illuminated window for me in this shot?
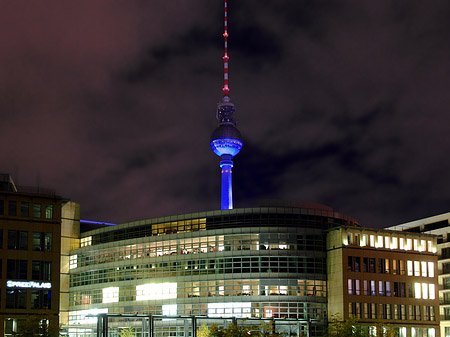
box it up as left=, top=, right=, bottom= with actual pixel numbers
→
left=369, top=235, right=375, bottom=247
left=414, top=283, right=421, bottom=299
left=420, top=240, right=426, bottom=252
left=413, top=239, right=419, bottom=251
left=361, top=234, right=368, bottom=247
left=162, top=304, right=177, bottom=316
left=391, top=237, right=398, bottom=249
left=428, top=241, right=432, bottom=252
left=208, top=302, right=251, bottom=318
left=376, top=235, right=383, bottom=248
left=370, top=280, right=376, bottom=296
left=414, top=261, right=420, bottom=276
left=69, top=255, right=77, bottom=269
left=428, top=262, right=434, bottom=277
left=422, top=283, right=428, bottom=299
left=406, top=238, right=412, bottom=251
left=385, top=236, right=390, bottom=249
left=69, top=309, right=108, bottom=325
left=378, top=281, right=385, bottom=296
left=81, top=236, right=92, bottom=247
left=399, top=238, right=405, bottom=250
left=407, top=261, right=413, bottom=276
left=136, top=283, right=177, bottom=300
left=421, top=261, right=427, bottom=277
left=429, top=284, right=435, bottom=300
left=102, top=287, right=119, bottom=303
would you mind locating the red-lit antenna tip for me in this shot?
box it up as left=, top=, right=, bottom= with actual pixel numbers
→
left=223, top=55, right=229, bottom=60
left=223, top=32, right=228, bottom=37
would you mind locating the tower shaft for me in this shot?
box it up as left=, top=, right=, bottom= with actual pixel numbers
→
left=220, top=156, right=234, bottom=210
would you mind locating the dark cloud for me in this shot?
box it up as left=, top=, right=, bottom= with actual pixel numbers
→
left=1, top=0, right=450, bottom=227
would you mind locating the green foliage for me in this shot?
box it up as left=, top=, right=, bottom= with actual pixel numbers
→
left=12, top=317, right=60, bottom=337
left=197, top=324, right=210, bottom=337
left=119, top=324, right=136, bottom=337
left=322, top=315, right=365, bottom=337
left=207, top=323, right=258, bottom=337
left=368, top=323, right=398, bottom=337
left=259, top=321, right=280, bottom=337
left=205, top=322, right=283, bottom=337
left=322, top=315, right=398, bottom=337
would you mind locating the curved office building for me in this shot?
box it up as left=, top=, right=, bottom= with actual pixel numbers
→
left=68, top=202, right=359, bottom=336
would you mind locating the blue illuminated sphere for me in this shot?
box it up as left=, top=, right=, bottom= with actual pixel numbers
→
left=210, top=124, right=243, bottom=158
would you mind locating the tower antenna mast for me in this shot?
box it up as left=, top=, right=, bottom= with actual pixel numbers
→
left=222, top=0, right=230, bottom=97
left=210, top=0, right=243, bottom=210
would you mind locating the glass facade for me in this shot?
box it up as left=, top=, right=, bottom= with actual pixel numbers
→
left=68, top=206, right=357, bottom=336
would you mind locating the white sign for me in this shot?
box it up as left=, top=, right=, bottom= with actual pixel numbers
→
left=7, top=280, right=51, bottom=289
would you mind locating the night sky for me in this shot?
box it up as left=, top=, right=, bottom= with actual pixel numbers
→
left=1, top=0, right=450, bottom=227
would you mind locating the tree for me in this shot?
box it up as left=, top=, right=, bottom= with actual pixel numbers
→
left=322, top=315, right=398, bottom=337
left=259, top=321, right=280, bottom=337
left=322, top=315, right=365, bottom=337
left=119, top=324, right=136, bottom=337
left=207, top=323, right=258, bottom=337
left=197, top=323, right=210, bottom=337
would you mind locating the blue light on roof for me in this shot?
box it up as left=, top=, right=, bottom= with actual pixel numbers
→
left=80, top=220, right=117, bottom=226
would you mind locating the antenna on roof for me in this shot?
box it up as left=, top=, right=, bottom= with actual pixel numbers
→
left=210, top=0, right=243, bottom=210
left=222, top=0, right=230, bottom=98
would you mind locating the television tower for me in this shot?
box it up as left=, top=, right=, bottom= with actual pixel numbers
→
left=210, top=0, right=243, bottom=210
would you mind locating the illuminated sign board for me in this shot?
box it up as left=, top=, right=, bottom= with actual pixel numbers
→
left=6, top=280, right=51, bottom=289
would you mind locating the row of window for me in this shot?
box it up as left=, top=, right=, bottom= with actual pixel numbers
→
left=347, top=279, right=435, bottom=299
left=6, top=259, right=52, bottom=281
left=70, top=257, right=326, bottom=287
left=3, top=231, right=52, bottom=251
left=0, top=200, right=54, bottom=218
left=70, top=279, right=326, bottom=306
left=73, top=233, right=325, bottom=268
left=69, top=301, right=326, bottom=325
left=345, top=232, right=435, bottom=252
left=349, top=302, right=436, bottom=321
left=5, top=289, right=51, bottom=309
left=88, top=218, right=208, bottom=246
left=348, top=256, right=435, bottom=277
